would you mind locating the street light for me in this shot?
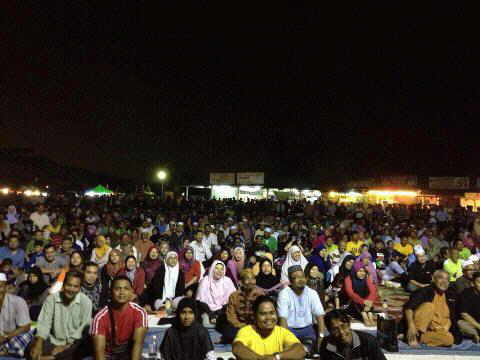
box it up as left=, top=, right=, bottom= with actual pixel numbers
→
left=157, top=170, right=168, bottom=198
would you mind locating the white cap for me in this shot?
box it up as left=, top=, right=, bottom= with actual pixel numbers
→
left=462, top=259, right=475, bottom=269
left=414, top=245, right=425, bottom=256
left=230, top=225, right=237, bottom=230
left=265, top=227, right=272, bottom=233
left=193, top=222, right=199, bottom=226
left=177, top=222, right=184, bottom=226
left=146, top=218, right=152, bottom=223
left=0, top=273, right=7, bottom=282
left=469, top=254, right=479, bottom=262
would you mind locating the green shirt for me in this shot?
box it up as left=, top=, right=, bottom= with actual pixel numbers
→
left=264, top=236, right=278, bottom=253
left=36, top=292, right=92, bottom=345
left=443, top=259, right=464, bottom=282
left=459, top=248, right=472, bottom=260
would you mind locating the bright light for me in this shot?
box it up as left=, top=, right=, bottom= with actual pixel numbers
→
left=41, top=192, right=48, bottom=197
left=85, top=191, right=96, bottom=197
left=239, top=186, right=262, bottom=192
left=347, top=191, right=362, bottom=197
left=157, top=170, right=167, bottom=181
left=367, top=190, right=418, bottom=197
left=1, top=188, right=9, bottom=195
left=24, top=190, right=33, bottom=196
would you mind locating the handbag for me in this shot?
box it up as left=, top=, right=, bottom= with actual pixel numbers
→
left=376, top=315, right=399, bottom=352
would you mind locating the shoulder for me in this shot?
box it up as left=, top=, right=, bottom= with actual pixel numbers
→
left=7, top=293, right=28, bottom=307
left=93, top=306, right=110, bottom=322
left=128, top=302, right=148, bottom=316
left=77, top=292, right=93, bottom=305
left=237, top=324, right=255, bottom=337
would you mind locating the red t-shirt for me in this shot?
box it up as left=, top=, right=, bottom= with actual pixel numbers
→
left=91, top=302, right=148, bottom=354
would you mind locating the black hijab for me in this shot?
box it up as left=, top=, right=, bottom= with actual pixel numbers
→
left=160, top=297, right=214, bottom=360
left=350, top=269, right=369, bottom=299
left=255, top=258, right=279, bottom=290
left=21, top=266, right=49, bottom=299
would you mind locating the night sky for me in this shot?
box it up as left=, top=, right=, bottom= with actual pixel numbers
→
left=2, top=4, right=479, bottom=186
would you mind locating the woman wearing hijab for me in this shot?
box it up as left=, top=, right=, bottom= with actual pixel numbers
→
left=344, top=262, right=378, bottom=326
left=305, top=262, right=326, bottom=308
left=142, top=246, right=162, bottom=285
left=17, top=266, right=49, bottom=320
left=196, top=260, right=236, bottom=323
left=354, top=251, right=378, bottom=284
left=90, top=235, right=112, bottom=268
left=160, top=297, right=215, bottom=360
left=255, top=258, right=281, bottom=295
left=308, top=244, right=332, bottom=283
left=179, top=246, right=202, bottom=291
left=118, top=255, right=145, bottom=300
left=281, top=245, right=309, bottom=283
left=101, top=249, right=124, bottom=290
left=143, top=251, right=185, bottom=311
left=227, top=246, right=245, bottom=286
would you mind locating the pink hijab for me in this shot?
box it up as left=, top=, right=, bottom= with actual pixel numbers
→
left=196, top=260, right=236, bottom=311
left=354, top=252, right=378, bottom=284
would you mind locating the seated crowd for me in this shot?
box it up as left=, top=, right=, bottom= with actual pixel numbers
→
left=0, top=198, right=480, bottom=359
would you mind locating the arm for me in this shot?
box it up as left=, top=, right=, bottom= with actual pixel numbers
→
left=131, top=327, right=148, bottom=360
left=277, top=290, right=289, bottom=329
left=344, top=276, right=366, bottom=305
left=226, top=293, right=246, bottom=328
left=92, top=335, right=107, bottom=360
left=278, top=342, right=306, bottom=360
left=461, top=312, right=480, bottom=331
left=404, top=308, right=418, bottom=345
left=232, top=341, right=263, bottom=360
left=2, top=323, right=31, bottom=342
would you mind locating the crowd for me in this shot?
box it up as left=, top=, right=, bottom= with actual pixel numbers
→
left=0, top=196, right=480, bottom=359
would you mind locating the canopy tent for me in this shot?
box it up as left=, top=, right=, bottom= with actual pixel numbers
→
left=85, top=185, right=113, bottom=197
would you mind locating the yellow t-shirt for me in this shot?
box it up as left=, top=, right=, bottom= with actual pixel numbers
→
left=234, top=325, right=300, bottom=356
left=346, top=241, right=365, bottom=256
left=393, top=242, right=414, bottom=257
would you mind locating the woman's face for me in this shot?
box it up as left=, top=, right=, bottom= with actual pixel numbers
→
left=249, top=256, right=256, bottom=265
left=213, top=264, right=224, bottom=279
left=234, top=249, right=244, bottom=261
left=149, top=248, right=159, bottom=260
left=121, top=235, right=130, bottom=245
left=96, top=237, right=105, bottom=247
left=110, top=252, right=120, bottom=264
left=220, top=250, right=229, bottom=262
left=345, top=259, right=354, bottom=270
left=179, top=306, right=195, bottom=327
left=362, top=257, right=370, bottom=265
left=309, top=266, right=321, bottom=279
left=126, top=258, right=136, bottom=270
left=70, top=253, right=83, bottom=267
left=29, top=273, right=39, bottom=284
left=185, top=249, right=193, bottom=260
left=356, top=268, right=367, bottom=279
left=292, top=251, right=301, bottom=262
left=319, top=248, right=328, bottom=258
left=166, top=255, right=178, bottom=267
left=261, top=261, right=272, bottom=275
left=160, top=243, right=169, bottom=256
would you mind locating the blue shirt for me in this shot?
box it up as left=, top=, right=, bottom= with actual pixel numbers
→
left=0, top=246, right=25, bottom=269
left=277, top=286, right=325, bottom=328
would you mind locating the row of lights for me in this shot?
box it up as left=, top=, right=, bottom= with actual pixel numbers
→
left=0, top=188, right=48, bottom=197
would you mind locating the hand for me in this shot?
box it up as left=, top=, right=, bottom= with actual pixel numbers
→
left=364, top=300, right=373, bottom=308
left=407, top=325, right=419, bottom=346
left=51, top=344, right=70, bottom=356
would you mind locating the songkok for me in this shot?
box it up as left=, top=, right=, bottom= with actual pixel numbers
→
left=288, top=265, right=303, bottom=276
left=462, top=259, right=475, bottom=269
left=0, top=273, right=7, bottom=282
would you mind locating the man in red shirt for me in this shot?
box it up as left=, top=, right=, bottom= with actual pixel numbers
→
left=91, top=275, right=148, bottom=360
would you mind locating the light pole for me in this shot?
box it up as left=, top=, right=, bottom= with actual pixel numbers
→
left=157, top=170, right=167, bottom=198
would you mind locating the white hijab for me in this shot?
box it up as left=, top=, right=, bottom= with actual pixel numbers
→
left=163, top=251, right=179, bottom=302
left=281, top=245, right=309, bottom=282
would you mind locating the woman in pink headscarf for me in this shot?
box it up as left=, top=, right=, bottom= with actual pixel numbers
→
left=196, top=260, right=236, bottom=322
left=226, top=246, right=245, bottom=286
left=354, top=251, right=378, bottom=284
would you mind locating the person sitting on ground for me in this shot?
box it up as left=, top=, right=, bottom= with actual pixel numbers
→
left=28, top=271, right=93, bottom=360
left=0, top=235, right=26, bottom=271
left=91, top=235, right=112, bottom=268
left=116, top=234, right=139, bottom=261
left=117, top=255, right=145, bottom=301
left=455, top=239, right=472, bottom=261
left=91, top=275, right=148, bottom=360
left=255, top=258, right=281, bottom=295
left=330, top=255, right=356, bottom=309
left=160, top=297, right=215, bottom=360
left=196, top=260, right=236, bottom=324
left=281, top=245, right=309, bottom=283
left=68, top=250, right=85, bottom=272
left=25, top=240, right=45, bottom=270
left=179, top=246, right=202, bottom=294
left=143, top=251, right=184, bottom=312
left=381, top=250, right=407, bottom=287
left=233, top=295, right=306, bottom=360
left=0, top=273, right=32, bottom=358
left=393, top=233, right=414, bottom=257
left=101, top=249, right=124, bottom=290
left=217, top=268, right=264, bottom=344
left=354, top=251, right=378, bottom=284
left=320, top=309, right=387, bottom=360
left=407, top=247, right=436, bottom=292
left=345, top=232, right=365, bottom=257
left=17, top=266, right=49, bottom=321
left=277, top=265, right=326, bottom=351
left=305, top=262, right=326, bottom=308
left=344, top=262, right=378, bottom=327
left=141, top=246, right=162, bottom=286
left=81, top=261, right=109, bottom=314
left=309, top=244, right=332, bottom=283
left=404, top=269, right=461, bottom=347
left=455, top=260, right=476, bottom=295
left=36, top=244, right=68, bottom=284
left=227, top=246, right=246, bottom=286
left=458, top=271, right=480, bottom=343
left=443, top=248, right=464, bottom=282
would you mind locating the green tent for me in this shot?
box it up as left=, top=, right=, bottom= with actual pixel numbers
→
left=86, top=185, right=113, bottom=196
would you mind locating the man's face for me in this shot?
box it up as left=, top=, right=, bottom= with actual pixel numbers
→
left=38, top=205, right=45, bottom=214
left=8, top=237, right=19, bottom=250
left=84, top=265, right=99, bottom=285
left=160, top=243, right=169, bottom=256
left=417, top=254, right=427, bottom=264
left=450, top=249, right=459, bottom=262
left=62, top=240, right=73, bottom=252
left=401, top=237, right=408, bottom=245
left=289, top=270, right=306, bottom=290
left=179, top=306, right=195, bottom=327
left=112, top=279, right=133, bottom=305
left=195, top=232, right=203, bottom=242
left=432, top=272, right=450, bottom=292
left=463, top=265, right=476, bottom=280
left=62, top=276, right=81, bottom=301
left=44, top=247, right=56, bottom=262
left=241, top=274, right=256, bottom=292
left=34, top=231, right=43, bottom=240
left=255, top=302, right=277, bottom=331
left=329, top=318, right=353, bottom=345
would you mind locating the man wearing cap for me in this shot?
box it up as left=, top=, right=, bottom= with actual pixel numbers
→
left=278, top=265, right=326, bottom=351
left=263, top=227, right=278, bottom=255
left=454, top=260, right=476, bottom=295
left=0, top=273, right=32, bottom=357
left=407, top=247, right=436, bottom=292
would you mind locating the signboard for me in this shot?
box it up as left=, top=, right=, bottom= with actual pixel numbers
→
left=380, top=176, right=418, bottom=187
left=429, top=177, right=470, bottom=190
left=209, top=173, right=235, bottom=185
left=237, top=172, right=265, bottom=185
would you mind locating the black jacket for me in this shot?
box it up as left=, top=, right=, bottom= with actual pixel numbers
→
left=141, top=265, right=185, bottom=307
left=403, top=285, right=462, bottom=344
left=320, top=331, right=386, bottom=360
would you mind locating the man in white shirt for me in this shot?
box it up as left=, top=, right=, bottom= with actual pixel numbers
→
left=29, top=205, right=50, bottom=231
left=204, top=225, right=218, bottom=252
left=190, top=231, right=212, bottom=265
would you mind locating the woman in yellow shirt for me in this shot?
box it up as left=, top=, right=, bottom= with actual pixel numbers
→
left=233, top=296, right=306, bottom=360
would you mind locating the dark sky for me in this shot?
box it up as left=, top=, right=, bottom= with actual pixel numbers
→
left=3, top=3, right=479, bottom=185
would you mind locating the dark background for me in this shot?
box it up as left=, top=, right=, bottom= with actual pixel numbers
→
left=2, top=3, right=479, bottom=188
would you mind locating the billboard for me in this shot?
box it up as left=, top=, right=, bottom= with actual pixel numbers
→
left=429, top=177, right=470, bottom=190
left=380, top=176, right=418, bottom=187
left=237, top=172, right=265, bottom=185
left=209, top=173, right=235, bottom=185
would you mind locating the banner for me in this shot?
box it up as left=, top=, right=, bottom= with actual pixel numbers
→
left=380, top=176, right=418, bottom=187
left=237, top=172, right=265, bottom=185
left=209, top=173, right=235, bottom=185
left=429, top=177, right=470, bottom=190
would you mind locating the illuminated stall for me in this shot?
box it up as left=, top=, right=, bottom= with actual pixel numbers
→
left=327, top=191, right=364, bottom=203
left=461, top=193, right=480, bottom=212
left=365, top=189, right=419, bottom=205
